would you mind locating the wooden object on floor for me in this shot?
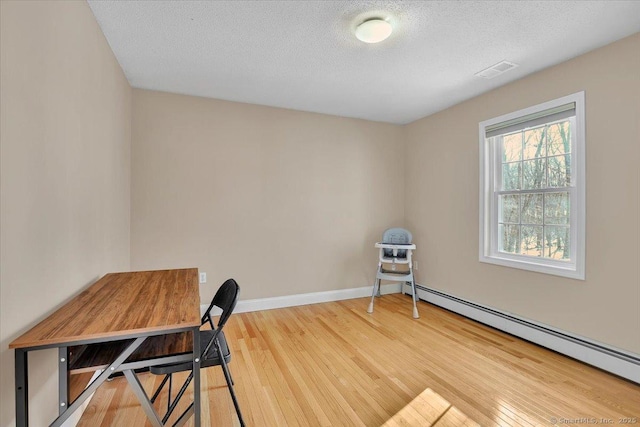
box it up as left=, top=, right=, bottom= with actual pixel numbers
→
left=78, top=294, right=640, bottom=427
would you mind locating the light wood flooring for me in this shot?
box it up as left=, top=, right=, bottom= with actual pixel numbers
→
left=77, top=294, right=640, bottom=426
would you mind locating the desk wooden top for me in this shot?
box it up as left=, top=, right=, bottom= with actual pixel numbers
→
left=9, top=269, right=201, bottom=349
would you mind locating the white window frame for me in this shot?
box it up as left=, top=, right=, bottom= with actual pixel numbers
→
left=479, top=92, right=585, bottom=280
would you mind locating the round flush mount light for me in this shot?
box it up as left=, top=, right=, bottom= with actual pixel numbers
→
left=355, top=18, right=392, bottom=44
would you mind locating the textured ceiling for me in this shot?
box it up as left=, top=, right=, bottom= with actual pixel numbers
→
left=87, top=1, right=640, bottom=124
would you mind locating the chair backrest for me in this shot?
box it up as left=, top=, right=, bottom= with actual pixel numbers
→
left=202, top=278, right=240, bottom=331
left=382, top=228, right=412, bottom=258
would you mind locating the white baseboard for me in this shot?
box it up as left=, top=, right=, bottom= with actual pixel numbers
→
left=414, top=284, right=640, bottom=384
left=201, top=283, right=401, bottom=317
left=238, top=283, right=401, bottom=313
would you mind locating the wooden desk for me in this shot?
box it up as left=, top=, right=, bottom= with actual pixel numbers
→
left=9, top=268, right=202, bottom=427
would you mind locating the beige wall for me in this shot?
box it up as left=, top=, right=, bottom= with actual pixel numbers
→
left=0, top=1, right=131, bottom=425
left=131, top=90, right=404, bottom=302
left=405, top=33, right=640, bottom=354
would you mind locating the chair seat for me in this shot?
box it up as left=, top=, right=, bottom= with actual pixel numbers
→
left=149, top=330, right=230, bottom=375
left=380, top=256, right=409, bottom=263
left=376, top=271, right=413, bottom=281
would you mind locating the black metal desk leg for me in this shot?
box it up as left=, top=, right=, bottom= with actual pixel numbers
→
left=193, top=327, right=201, bottom=427
left=50, top=336, right=147, bottom=427
left=123, top=370, right=163, bottom=427
left=58, top=347, right=69, bottom=415
left=15, top=349, right=28, bottom=427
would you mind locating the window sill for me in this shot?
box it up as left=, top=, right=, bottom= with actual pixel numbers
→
left=479, top=253, right=585, bottom=280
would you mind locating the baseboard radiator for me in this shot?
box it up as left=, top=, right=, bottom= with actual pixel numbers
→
left=413, top=284, right=640, bottom=384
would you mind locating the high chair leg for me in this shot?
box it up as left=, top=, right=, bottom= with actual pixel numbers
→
left=410, top=280, right=420, bottom=319
left=367, top=278, right=379, bottom=313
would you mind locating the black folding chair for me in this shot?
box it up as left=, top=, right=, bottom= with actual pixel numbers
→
left=149, top=278, right=245, bottom=426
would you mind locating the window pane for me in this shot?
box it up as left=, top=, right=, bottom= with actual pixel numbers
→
left=499, top=195, right=520, bottom=224
left=520, top=226, right=543, bottom=257
left=502, top=162, right=521, bottom=191
left=521, top=193, right=543, bottom=224
left=499, top=224, right=520, bottom=254
left=548, top=154, right=571, bottom=187
left=522, top=159, right=546, bottom=189
left=544, top=225, right=570, bottom=259
left=545, top=192, right=570, bottom=225
left=547, top=121, right=571, bottom=156
left=502, top=133, right=522, bottom=163
left=523, top=127, right=546, bottom=159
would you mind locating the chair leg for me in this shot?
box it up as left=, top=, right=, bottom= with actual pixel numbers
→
left=218, top=345, right=245, bottom=426
left=150, top=373, right=170, bottom=403
left=367, top=278, right=379, bottom=314
left=172, top=402, right=194, bottom=427
left=167, top=373, right=172, bottom=414
left=410, top=280, right=420, bottom=319
left=228, top=367, right=235, bottom=386
left=162, top=372, right=193, bottom=424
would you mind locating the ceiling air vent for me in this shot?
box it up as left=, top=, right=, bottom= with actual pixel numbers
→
left=475, top=61, right=519, bottom=79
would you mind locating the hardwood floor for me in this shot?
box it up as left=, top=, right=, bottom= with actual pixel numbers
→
left=77, top=295, right=640, bottom=426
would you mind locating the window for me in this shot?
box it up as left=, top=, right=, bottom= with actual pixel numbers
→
left=479, top=92, right=585, bottom=279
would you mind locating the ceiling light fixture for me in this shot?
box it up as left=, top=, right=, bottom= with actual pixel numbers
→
left=355, top=18, right=392, bottom=44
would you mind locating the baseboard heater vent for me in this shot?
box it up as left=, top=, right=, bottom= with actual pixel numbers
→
left=414, top=284, right=640, bottom=384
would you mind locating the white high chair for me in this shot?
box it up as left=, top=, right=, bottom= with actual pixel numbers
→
left=367, top=228, right=419, bottom=319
